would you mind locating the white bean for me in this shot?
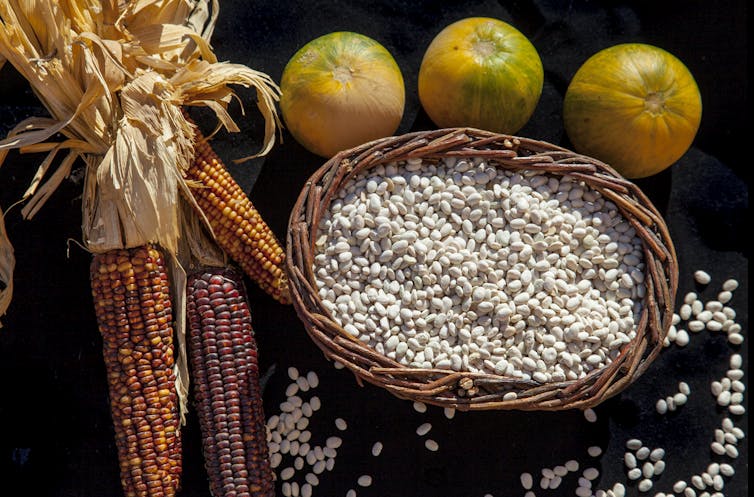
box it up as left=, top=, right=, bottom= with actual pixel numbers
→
left=626, top=438, right=643, bottom=450
left=691, top=475, right=704, bottom=489
left=694, top=270, right=711, bottom=285
left=280, top=467, right=295, bottom=480
left=627, top=468, right=642, bottom=480
left=722, top=279, right=739, bottom=291
left=650, top=447, right=665, bottom=461
left=416, top=422, right=432, bottom=436
left=314, top=158, right=647, bottom=382
left=719, top=463, right=734, bottom=477
left=583, top=467, right=599, bottom=480
left=638, top=479, right=653, bottom=492
left=675, top=329, right=690, bottom=345
left=587, top=446, right=602, bottom=457
left=357, top=475, right=372, bottom=487
left=635, top=446, right=650, bottom=460
left=565, top=460, right=580, bottom=472
left=520, top=472, right=533, bottom=489
left=371, top=441, right=383, bottom=457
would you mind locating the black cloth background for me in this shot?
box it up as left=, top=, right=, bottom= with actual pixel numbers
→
left=0, top=1, right=748, bottom=496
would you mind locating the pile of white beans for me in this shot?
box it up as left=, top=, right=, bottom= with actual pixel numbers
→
left=272, top=268, right=744, bottom=497
left=313, top=157, right=646, bottom=382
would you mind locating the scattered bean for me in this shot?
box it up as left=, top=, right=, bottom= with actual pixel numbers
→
left=371, top=441, right=383, bottom=457
left=719, top=463, right=734, bottom=477
left=674, top=480, right=688, bottom=493
left=416, top=422, right=432, bottom=436
left=357, top=475, right=372, bottom=487
left=583, top=468, right=600, bottom=480
left=613, top=482, right=626, bottom=497
left=638, top=478, right=653, bottom=492
left=628, top=468, right=642, bottom=480
left=565, top=460, right=580, bottom=472
left=584, top=408, right=598, bottom=423
left=520, top=472, right=533, bottom=489
left=694, top=270, right=711, bottom=285
left=691, top=475, right=705, bottom=490
left=626, top=439, right=643, bottom=450
left=588, top=446, right=602, bottom=457
left=679, top=382, right=691, bottom=395
left=281, top=467, right=295, bottom=480
left=576, top=486, right=592, bottom=497
left=636, top=446, right=650, bottom=460
left=676, top=329, right=691, bottom=345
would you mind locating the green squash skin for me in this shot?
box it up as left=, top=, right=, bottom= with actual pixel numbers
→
left=419, top=18, right=544, bottom=134
left=280, top=31, right=405, bottom=157
left=563, top=43, right=702, bottom=178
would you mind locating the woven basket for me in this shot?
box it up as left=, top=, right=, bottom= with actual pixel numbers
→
left=286, top=128, right=678, bottom=411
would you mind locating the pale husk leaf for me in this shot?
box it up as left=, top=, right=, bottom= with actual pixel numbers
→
left=0, top=3, right=117, bottom=152
left=171, top=59, right=281, bottom=160
left=178, top=185, right=227, bottom=270
left=0, top=207, right=14, bottom=328
left=167, top=234, right=190, bottom=426
left=81, top=70, right=194, bottom=254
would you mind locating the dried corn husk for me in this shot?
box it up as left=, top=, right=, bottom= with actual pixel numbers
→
left=0, top=0, right=282, bottom=421
left=0, top=0, right=280, bottom=233
left=0, top=207, right=13, bottom=328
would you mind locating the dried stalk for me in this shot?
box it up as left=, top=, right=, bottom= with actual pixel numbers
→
left=0, top=207, right=13, bottom=328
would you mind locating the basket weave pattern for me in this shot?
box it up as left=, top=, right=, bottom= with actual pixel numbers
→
left=286, top=128, right=678, bottom=411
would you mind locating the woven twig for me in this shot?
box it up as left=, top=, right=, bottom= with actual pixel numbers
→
left=286, top=128, right=677, bottom=411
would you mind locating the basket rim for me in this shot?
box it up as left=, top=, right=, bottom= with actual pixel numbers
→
left=285, top=127, right=678, bottom=411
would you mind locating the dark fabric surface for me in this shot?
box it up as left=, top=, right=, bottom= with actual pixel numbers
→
left=0, top=1, right=748, bottom=496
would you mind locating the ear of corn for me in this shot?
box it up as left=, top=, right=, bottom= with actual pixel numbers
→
left=187, top=125, right=290, bottom=304
left=90, top=245, right=182, bottom=497
left=187, top=268, right=274, bottom=497
left=3, top=3, right=282, bottom=494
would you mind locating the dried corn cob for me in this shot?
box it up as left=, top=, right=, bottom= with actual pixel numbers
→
left=90, top=246, right=182, bottom=497
left=186, top=126, right=290, bottom=304
left=187, top=268, right=274, bottom=497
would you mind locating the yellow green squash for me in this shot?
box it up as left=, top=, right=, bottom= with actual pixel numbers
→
left=563, top=43, right=702, bottom=178
left=418, top=17, right=544, bottom=134
left=280, top=31, right=405, bottom=158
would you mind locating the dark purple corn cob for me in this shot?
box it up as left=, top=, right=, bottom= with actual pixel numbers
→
left=187, top=268, right=274, bottom=497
